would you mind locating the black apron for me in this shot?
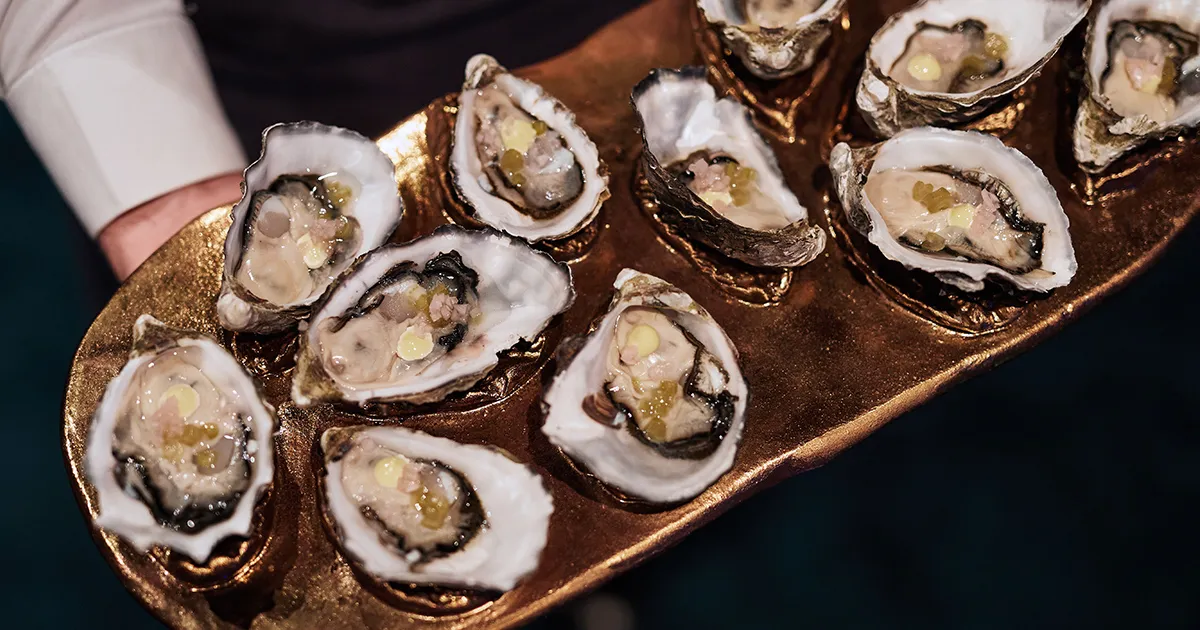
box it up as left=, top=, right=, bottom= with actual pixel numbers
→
left=190, top=0, right=646, bottom=153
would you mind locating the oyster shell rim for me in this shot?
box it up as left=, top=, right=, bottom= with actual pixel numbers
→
left=695, top=0, right=848, bottom=80
left=829, top=127, right=1078, bottom=293
left=318, top=425, right=553, bottom=592
left=855, top=0, right=1089, bottom=136
left=84, top=314, right=277, bottom=563
left=631, top=66, right=827, bottom=268
left=290, top=224, right=576, bottom=408
left=449, top=54, right=610, bottom=243
left=1072, top=0, right=1200, bottom=172
left=541, top=268, right=749, bottom=505
left=217, top=121, right=405, bottom=333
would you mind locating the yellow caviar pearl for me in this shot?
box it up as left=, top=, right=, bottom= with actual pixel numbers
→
left=948, top=204, right=976, bottom=228
left=194, top=448, right=219, bottom=473
left=397, top=328, right=435, bottom=362
left=627, top=324, right=660, bottom=358
left=297, top=233, right=331, bottom=269
left=984, top=32, right=1009, bottom=60
left=907, top=53, right=943, bottom=83
left=499, top=118, right=537, bottom=153
left=373, top=456, right=408, bottom=488
left=162, top=384, right=200, bottom=418
left=162, top=443, right=184, bottom=463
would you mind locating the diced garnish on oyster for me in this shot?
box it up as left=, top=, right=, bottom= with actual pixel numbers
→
left=863, top=167, right=1043, bottom=274
left=1074, top=1, right=1200, bottom=172
left=320, top=426, right=552, bottom=591
left=856, top=0, right=1088, bottom=137
left=542, top=270, right=747, bottom=504
left=218, top=122, right=403, bottom=334
left=1102, top=21, right=1198, bottom=123
left=831, top=127, right=1076, bottom=292
left=890, top=19, right=1011, bottom=93
left=292, top=226, right=574, bottom=408
left=234, top=174, right=363, bottom=306
left=633, top=67, right=826, bottom=268
left=86, top=315, right=275, bottom=562
left=601, top=306, right=736, bottom=457
left=669, top=153, right=790, bottom=231
left=697, top=0, right=846, bottom=80
left=451, top=55, right=608, bottom=242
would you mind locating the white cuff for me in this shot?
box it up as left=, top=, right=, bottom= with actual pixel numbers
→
left=6, top=15, right=245, bottom=236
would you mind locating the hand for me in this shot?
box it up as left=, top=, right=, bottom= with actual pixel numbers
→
left=98, top=172, right=243, bottom=280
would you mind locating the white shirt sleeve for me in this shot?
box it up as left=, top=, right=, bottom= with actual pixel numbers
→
left=0, top=0, right=246, bottom=236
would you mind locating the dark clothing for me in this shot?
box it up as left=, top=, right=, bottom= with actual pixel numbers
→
left=191, top=0, right=645, bottom=152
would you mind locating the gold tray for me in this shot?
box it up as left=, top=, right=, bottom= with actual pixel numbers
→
left=63, top=0, right=1200, bottom=627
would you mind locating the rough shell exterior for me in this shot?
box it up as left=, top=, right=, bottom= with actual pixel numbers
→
left=85, top=315, right=276, bottom=562
left=697, top=0, right=847, bottom=80
left=855, top=0, right=1089, bottom=137
left=632, top=67, right=826, bottom=268
left=217, top=122, right=403, bottom=334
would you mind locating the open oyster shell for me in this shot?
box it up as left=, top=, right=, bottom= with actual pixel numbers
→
left=830, top=127, right=1077, bottom=292
left=450, top=54, right=609, bottom=242
left=542, top=269, right=748, bottom=504
left=633, top=67, right=826, bottom=268
left=217, top=122, right=403, bottom=334
left=696, top=0, right=847, bottom=79
left=320, top=426, right=552, bottom=591
left=86, top=315, right=276, bottom=562
left=1073, top=0, right=1200, bottom=172
left=291, top=226, right=574, bottom=408
left=856, top=0, right=1089, bottom=137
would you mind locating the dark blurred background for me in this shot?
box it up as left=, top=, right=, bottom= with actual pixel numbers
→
left=3, top=1, right=1198, bottom=628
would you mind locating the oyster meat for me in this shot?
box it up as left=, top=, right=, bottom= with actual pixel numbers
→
left=451, top=54, right=608, bottom=242
left=856, top=0, right=1088, bottom=137
left=86, top=315, right=275, bottom=562
left=633, top=67, right=826, bottom=267
left=320, top=426, right=552, bottom=591
left=292, top=226, right=574, bottom=408
left=831, top=127, right=1077, bottom=292
left=542, top=270, right=748, bottom=504
left=218, top=122, right=403, bottom=333
left=697, top=0, right=847, bottom=79
left=1074, top=0, right=1200, bottom=172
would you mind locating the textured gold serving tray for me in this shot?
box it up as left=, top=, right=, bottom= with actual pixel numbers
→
left=63, top=0, right=1199, bottom=627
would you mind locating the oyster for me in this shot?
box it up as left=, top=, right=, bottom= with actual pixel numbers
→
left=633, top=67, right=826, bottom=267
left=217, top=122, right=403, bottom=334
left=830, top=127, right=1077, bottom=292
left=1074, top=0, right=1200, bottom=172
left=292, top=226, right=574, bottom=408
left=320, top=426, right=552, bottom=591
left=542, top=270, right=747, bottom=504
left=451, top=54, right=609, bottom=242
left=85, top=315, right=275, bottom=562
left=856, top=0, right=1089, bottom=137
left=697, top=0, right=847, bottom=79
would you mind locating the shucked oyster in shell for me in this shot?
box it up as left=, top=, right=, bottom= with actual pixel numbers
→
left=451, top=54, right=609, bottom=242
left=291, top=226, right=573, bottom=409
left=542, top=270, right=748, bottom=504
left=1074, top=0, right=1200, bottom=172
left=856, top=0, right=1089, bottom=137
left=217, top=122, right=403, bottom=334
left=633, top=67, right=826, bottom=268
left=320, top=426, right=552, bottom=591
left=696, top=0, right=847, bottom=79
left=831, top=127, right=1077, bottom=293
left=86, top=315, right=276, bottom=562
